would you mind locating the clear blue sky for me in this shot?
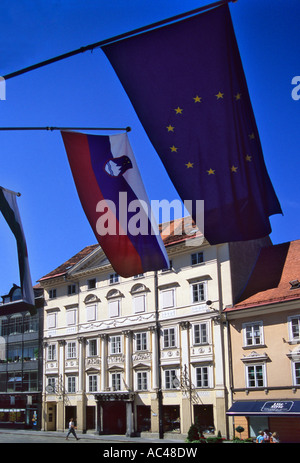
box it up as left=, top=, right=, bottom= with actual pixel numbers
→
left=0, top=0, right=299, bottom=296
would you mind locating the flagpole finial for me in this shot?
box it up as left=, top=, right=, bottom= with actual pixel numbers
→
left=126, top=127, right=131, bottom=132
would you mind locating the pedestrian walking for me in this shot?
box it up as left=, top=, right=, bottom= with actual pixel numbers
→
left=66, top=418, right=79, bottom=441
left=263, top=429, right=272, bottom=443
left=271, top=432, right=280, bottom=443
left=256, top=430, right=264, bottom=443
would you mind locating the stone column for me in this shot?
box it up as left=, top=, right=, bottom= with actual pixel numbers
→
left=57, top=340, right=66, bottom=432
left=99, top=334, right=107, bottom=390
left=179, top=321, right=192, bottom=432
left=122, top=330, right=132, bottom=390
left=77, top=337, right=86, bottom=433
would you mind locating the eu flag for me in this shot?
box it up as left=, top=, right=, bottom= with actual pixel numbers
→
left=102, top=4, right=282, bottom=244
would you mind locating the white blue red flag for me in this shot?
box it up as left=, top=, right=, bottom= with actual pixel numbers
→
left=61, top=131, right=169, bottom=277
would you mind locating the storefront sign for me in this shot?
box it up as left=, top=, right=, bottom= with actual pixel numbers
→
left=261, top=401, right=294, bottom=413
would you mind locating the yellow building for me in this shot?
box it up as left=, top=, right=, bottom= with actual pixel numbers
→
left=225, top=240, right=300, bottom=443
left=39, top=218, right=269, bottom=438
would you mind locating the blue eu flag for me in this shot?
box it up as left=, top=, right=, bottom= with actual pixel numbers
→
left=102, top=4, right=282, bottom=244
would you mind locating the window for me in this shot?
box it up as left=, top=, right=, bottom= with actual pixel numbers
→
left=48, top=344, right=56, bottom=361
left=0, top=317, right=8, bottom=336
left=193, top=323, right=208, bottom=345
left=47, top=312, right=57, bottom=329
left=24, top=313, right=38, bottom=332
left=288, top=316, right=300, bottom=341
left=133, top=295, right=146, bottom=313
left=9, top=315, right=23, bottom=335
left=89, top=375, right=98, bottom=392
left=66, top=309, right=76, bottom=326
left=137, top=371, right=148, bottom=391
left=110, top=336, right=122, bottom=354
left=87, top=278, right=96, bottom=289
left=165, top=369, right=178, bottom=389
left=7, top=344, right=22, bottom=362
left=49, top=289, right=57, bottom=299
left=7, top=372, right=22, bottom=392
left=246, top=364, right=265, bottom=388
left=23, top=371, right=38, bottom=391
left=23, top=342, right=38, bottom=361
left=163, top=328, right=176, bottom=348
left=67, top=342, right=76, bottom=359
left=136, top=332, right=147, bottom=351
left=86, top=304, right=97, bottom=322
left=68, top=284, right=76, bottom=295
left=88, top=339, right=97, bottom=356
left=243, top=322, right=264, bottom=346
left=109, top=273, right=119, bottom=284
left=109, top=300, right=120, bottom=318
left=111, top=373, right=121, bottom=391
left=47, top=377, right=56, bottom=389
left=191, top=252, right=203, bottom=265
left=195, top=366, right=209, bottom=388
left=67, top=376, right=76, bottom=393
left=292, top=362, right=300, bottom=386
left=191, top=282, right=206, bottom=303
left=160, top=288, right=175, bottom=309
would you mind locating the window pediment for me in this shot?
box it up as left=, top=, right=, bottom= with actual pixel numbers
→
left=84, top=294, right=100, bottom=304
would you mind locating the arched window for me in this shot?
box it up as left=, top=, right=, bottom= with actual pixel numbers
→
left=9, top=314, right=23, bottom=335
left=130, top=284, right=149, bottom=314
left=24, top=312, right=38, bottom=333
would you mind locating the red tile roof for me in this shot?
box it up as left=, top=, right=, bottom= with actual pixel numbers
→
left=39, top=244, right=98, bottom=281
left=226, top=240, right=300, bottom=312
left=38, top=217, right=203, bottom=282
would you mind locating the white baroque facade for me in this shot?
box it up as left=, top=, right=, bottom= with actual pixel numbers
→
left=39, top=220, right=269, bottom=437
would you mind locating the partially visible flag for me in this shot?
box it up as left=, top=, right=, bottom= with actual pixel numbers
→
left=102, top=3, right=282, bottom=244
left=61, top=131, right=169, bottom=277
left=0, top=187, right=35, bottom=309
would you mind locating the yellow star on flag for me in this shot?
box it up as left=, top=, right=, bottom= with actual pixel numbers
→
left=234, top=93, right=242, bottom=100
left=170, top=145, right=178, bottom=153
left=207, top=168, right=215, bottom=175
left=174, top=107, right=183, bottom=114
left=166, top=125, right=175, bottom=132
left=193, top=95, right=202, bottom=103
left=185, top=162, right=194, bottom=168
left=231, top=165, right=238, bottom=173
left=248, top=132, right=255, bottom=140
left=215, top=91, right=224, bottom=99
left=245, top=155, right=252, bottom=162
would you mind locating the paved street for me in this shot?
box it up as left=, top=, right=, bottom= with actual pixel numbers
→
left=0, top=429, right=185, bottom=445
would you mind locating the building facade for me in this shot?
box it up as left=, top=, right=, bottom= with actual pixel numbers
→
left=225, top=240, right=300, bottom=443
left=0, top=284, right=44, bottom=429
left=39, top=219, right=269, bottom=438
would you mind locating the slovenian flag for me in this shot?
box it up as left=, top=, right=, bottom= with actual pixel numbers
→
left=0, top=187, right=35, bottom=309
left=61, top=131, right=169, bottom=277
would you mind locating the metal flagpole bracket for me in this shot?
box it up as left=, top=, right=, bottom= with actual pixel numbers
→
left=0, top=186, right=21, bottom=197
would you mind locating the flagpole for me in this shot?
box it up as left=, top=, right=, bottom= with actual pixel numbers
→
left=0, top=126, right=131, bottom=132
left=4, top=0, right=237, bottom=81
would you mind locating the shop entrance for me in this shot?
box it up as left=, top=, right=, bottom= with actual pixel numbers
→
left=86, top=406, right=96, bottom=430
left=102, top=402, right=126, bottom=434
left=194, top=404, right=214, bottom=433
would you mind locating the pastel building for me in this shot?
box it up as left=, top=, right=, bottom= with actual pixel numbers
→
left=39, top=218, right=268, bottom=438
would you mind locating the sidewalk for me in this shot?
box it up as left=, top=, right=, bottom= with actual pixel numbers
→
left=0, top=428, right=186, bottom=444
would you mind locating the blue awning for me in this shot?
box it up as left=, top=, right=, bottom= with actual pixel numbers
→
left=227, top=400, right=300, bottom=416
